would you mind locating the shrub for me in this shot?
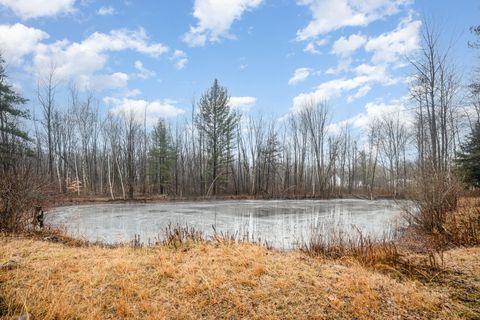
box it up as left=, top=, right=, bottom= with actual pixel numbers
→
left=0, top=166, right=45, bottom=233
left=405, top=168, right=460, bottom=234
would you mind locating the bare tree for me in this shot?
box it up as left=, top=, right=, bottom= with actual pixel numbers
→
left=408, top=20, right=461, bottom=232
left=37, top=65, right=58, bottom=182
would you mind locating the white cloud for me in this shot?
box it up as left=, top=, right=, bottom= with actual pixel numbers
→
left=85, top=72, right=129, bottom=90
left=183, top=0, right=263, bottom=47
left=171, top=50, right=188, bottom=70
left=105, top=97, right=185, bottom=124
left=354, top=63, right=379, bottom=76
left=293, top=78, right=360, bottom=111
left=79, top=28, right=168, bottom=57
left=134, top=60, right=156, bottom=79
left=351, top=101, right=411, bottom=130
left=0, top=0, right=76, bottom=19
left=229, top=96, right=257, bottom=112
left=33, top=28, right=168, bottom=90
left=325, top=57, right=352, bottom=75
left=122, top=88, right=142, bottom=98
left=97, top=6, right=115, bottom=16
left=296, top=0, right=410, bottom=41
left=365, top=16, right=421, bottom=65
left=304, top=42, right=320, bottom=55
left=298, top=14, right=420, bottom=113
left=331, top=33, right=366, bottom=57
left=291, top=3, right=420, bottom=128
left=303, top=38, right=328, bottom=54
left=0, top=23, right=48, bottom=64
left=288, top=67, right=312, bottom=85
left=347, top=85, right=371, bottom=102
left=327, top=100, right=411, bottom=135
left=292, top=64, right=390, bottom=111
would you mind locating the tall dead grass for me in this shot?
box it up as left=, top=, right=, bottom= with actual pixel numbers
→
left=301, top=223, right=461, bottom=282
left=160, top=223, right=205, bottom=248
left=444, top=197, right=480, bottom=246
left=158, top=223, right=272, bottom=249
left=302, top=227, right=398, bottom=263
left=0, top=237, right=472, bottom=319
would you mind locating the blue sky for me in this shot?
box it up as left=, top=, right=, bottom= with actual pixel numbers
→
left=0, top=0, right=478, bottom=128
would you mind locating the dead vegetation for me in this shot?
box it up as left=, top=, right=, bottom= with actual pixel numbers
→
left=0, top=168, right=48, bottom=233
left=444, top=197, right=480, bottom=246
left=302, top=227, right=401, bottom=268
left=160, top=223, right=205, bottom=248
left=0, top=198, right=478, bottom=319
left=1, top=236, right=478, bottom=320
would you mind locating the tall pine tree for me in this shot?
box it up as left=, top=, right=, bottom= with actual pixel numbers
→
left=470, top=25, right=480, bottom=122
left=148, top=119, right=174, bottom=194
left=458, top=25, right=480, bottom=187
left=0, top=54, right=30, bottom=172
left=0, top=54, right=34, bottom=232
left=196, top=79, right=239, bottom=195
left=456, top=122, right=480, bottom=187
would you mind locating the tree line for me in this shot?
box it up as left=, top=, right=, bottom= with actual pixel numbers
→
left=16, top=80, right=417, bottom=200
left=1, top=23, right=479, bottom=211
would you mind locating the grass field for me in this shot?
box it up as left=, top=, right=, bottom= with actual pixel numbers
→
left=0, top=236, right=479, bottom=319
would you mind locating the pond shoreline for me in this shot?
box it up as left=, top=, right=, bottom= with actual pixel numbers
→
left=46, top=192, right=406, bottom=210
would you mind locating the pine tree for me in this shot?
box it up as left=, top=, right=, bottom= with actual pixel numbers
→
left=196, top=79, right=239, bottom=195
left=458, top=25, right=480, bottom=188
left=148, top=119, right=174, bottom=194
left=260, top=124, right=281, bottom=195
left=0, top=54, right=30, bottom=171
left=456, top=122, right=480, bottom=187
left=0, top=54, right=34, bottom=231
left=469, top=25, right=480, bottom=118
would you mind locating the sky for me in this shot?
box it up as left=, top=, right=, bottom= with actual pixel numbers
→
left=0, top=0, right=478, bottom=130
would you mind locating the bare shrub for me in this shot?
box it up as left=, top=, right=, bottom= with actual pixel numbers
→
left=0, top=167, right=46, bottom=233
left=404, top=169, right=461, bottom=234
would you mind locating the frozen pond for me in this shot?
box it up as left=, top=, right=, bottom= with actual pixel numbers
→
left=46, top=199, right=402, bottom=249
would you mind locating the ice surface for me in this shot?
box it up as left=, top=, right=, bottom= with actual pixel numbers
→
left=46, top=199, right=402, bottom=249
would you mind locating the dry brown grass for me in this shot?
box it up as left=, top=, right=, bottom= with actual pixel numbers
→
left=0, top=236, right=476, bottom=320
left=441, top=247, right=480, bottom=315
left=444, top=197, right=480, bottom=246
left=302, top=228, right=401, bottom=270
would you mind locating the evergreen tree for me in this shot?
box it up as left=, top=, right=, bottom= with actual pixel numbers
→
left=469, top=25, right=480, bottom=119
left=456, top=122, right=480, bottom=187
left=148, top=119, right=174, bottom=194
left=196, top=79, right=239, bottom=195
left=468, top=25, right=480, bottom=50
left=0, top=54, right=30, bottom=171
left=260, top=124, right=281, bottom=195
